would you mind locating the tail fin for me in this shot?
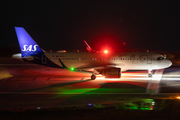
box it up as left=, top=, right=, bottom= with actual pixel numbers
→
left=83, top=40, right=92, bottom=52
left=14, top=27, right=44, bottom=57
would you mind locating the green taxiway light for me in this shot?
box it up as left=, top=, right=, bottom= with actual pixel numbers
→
left=70, top=67, right=75, bottom=71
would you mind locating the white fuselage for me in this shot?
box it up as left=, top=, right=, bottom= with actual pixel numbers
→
left=43, top=52, right=172, bottom=71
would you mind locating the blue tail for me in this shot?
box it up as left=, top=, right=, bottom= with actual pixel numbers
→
left=14, top=27, right=44, bottom=57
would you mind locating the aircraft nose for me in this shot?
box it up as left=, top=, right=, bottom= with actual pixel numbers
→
left=168, top=60, right=172, bottom=67
left=159, top=60, right=172, bottom=68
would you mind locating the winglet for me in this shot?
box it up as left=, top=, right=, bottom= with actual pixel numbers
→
left=58, top=59, right=68, bottom=69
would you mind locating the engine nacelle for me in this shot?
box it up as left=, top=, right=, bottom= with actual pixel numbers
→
left=104, top=67, right=121, bottom=78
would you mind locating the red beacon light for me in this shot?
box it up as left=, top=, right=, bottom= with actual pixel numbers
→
left=104, top=50, right=108, bottom=54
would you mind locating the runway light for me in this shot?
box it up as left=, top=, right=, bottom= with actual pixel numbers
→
left=104, top=50, right=108, bottom=54
left=176, top=96, right=180, bottom=99
left=88, top=103, right=92, bottom=106
left=70, top=67, right=75, bottom=71
left=152, top=102, right=155, bottom=105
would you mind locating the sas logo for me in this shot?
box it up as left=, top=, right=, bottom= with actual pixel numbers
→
left=22, top=45, right=38, bottom=51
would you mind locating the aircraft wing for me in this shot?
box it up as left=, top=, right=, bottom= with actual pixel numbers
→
left=75, top=62, right=124, bottom=70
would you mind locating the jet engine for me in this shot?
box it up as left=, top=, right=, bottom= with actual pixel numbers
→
left=96, top=67, right=121, bottom=78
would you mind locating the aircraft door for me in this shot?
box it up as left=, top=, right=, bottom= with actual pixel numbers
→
left=139, top=54, right=152, bottom=64
left=147, top=55, right=152, bottom=64
left=139, top=54, right=148, bottom=64
left=130, top=54, right=137, bottom=64
left=42, top=54, right=47, bottom=64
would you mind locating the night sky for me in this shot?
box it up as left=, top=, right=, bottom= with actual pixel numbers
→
left=1, top=0, right=180, bottom=52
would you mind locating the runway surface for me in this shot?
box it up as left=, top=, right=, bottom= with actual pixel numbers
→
left=0, top=57, right=180, bottom=109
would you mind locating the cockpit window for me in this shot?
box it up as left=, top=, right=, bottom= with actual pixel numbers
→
left=157, top=57, right=164, bottom=60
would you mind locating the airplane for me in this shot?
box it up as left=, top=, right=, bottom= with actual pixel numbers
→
left=13, top=27, right=172, bottom=80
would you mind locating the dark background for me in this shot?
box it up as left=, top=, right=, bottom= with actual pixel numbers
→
left=1, top=0, right=180, bottom=52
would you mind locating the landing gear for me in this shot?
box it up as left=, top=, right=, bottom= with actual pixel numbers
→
left=148, top=73, right=152, bottom=77
left=91, top=69, right=98, bottom=80
left=148, top=69, right=152, bottom=77
left=91, top=74, right=96, bottom=80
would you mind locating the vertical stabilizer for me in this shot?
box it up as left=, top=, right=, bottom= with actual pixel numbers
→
left=83, top=40, right=92, bottom=52
left=14, top=27, right=43, bottom=57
